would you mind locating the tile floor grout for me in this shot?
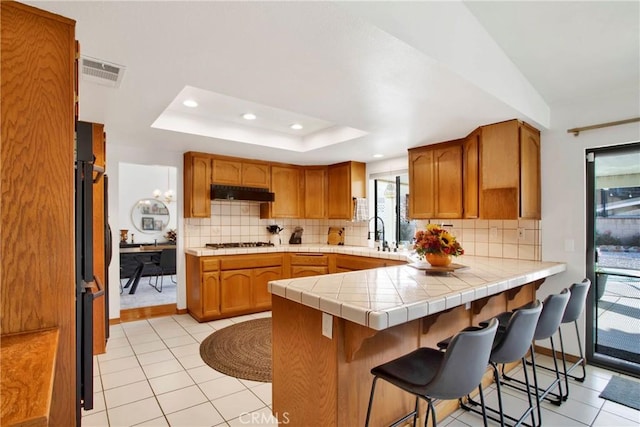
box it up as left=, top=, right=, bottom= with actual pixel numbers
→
left=83, top=312, right=640, bottom=426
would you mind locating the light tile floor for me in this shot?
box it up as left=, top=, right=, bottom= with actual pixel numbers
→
left=83, top=312, right=640, bottom=426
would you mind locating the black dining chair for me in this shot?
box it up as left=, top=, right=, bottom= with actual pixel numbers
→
left=148, top=248, right=176, bottom=292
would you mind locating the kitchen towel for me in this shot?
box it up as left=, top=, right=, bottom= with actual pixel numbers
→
left=353, top=197, right=368, bottom=222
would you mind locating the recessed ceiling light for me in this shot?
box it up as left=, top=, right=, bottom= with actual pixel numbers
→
left=290, top=123, right=303, bottom=130
left=373, top=154, right=384, bottom=158
left=242, top=113, right=257, bottom=120
left=183, top=99, right=198, bottom=108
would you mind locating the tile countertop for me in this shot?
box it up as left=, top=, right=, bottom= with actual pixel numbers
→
left=184, top=244, right=414, bottom=261
left=183, top=245, right=566, bottom=331
left=269, top=253, right=566, bottom=331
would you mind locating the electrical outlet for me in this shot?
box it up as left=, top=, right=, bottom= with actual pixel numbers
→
left=322, top=313, right=333, bottom=339
left=518, top=228, right=526, bottom=240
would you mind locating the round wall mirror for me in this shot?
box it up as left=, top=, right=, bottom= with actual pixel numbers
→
left=131, top=198, right=170, bottom=234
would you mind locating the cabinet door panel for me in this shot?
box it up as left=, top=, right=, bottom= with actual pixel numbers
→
left=520, top=125, right=541, bottom=219
left=186, top=155, right=211, bottom=218
left=291, top=266, right=329, bottom=278
left=213, top=159, right=242, bottom=185
left=327, top=163, right=351, bottom=219
left=304, top=167, right=327, bottom=218
left=434, top=145, right=463, bottom=218
left=202, top=272, right=221, bottom=317
left=242, top=162, right=270, bottom=188
left=463, top=132, right=479, bottom=219
left=271, top=165, right=303, bottom=218
left=253, top=266, right=282, bottom=309
left=220, top=270, right=252, bottom=313
left=408, top=149, right=435, bottom=218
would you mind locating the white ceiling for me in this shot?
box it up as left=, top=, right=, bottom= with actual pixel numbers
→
left=29, top=1, right=639, bottom=165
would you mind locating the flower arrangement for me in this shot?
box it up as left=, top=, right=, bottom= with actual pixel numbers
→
left=413, top=224, right=464, bottom=260
left=165, top=229, right=177, bottom=244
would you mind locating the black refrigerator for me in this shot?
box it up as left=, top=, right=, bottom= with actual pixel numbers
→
left=75, top=121, right=110, bottom=422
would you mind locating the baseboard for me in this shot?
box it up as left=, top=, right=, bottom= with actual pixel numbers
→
left=120, top=303, right=178, bottom=323
left=534, top=344, right=582, bottom=364
left=109, top=318, right=121, bottom=325
left=176, top=308, right=188, bottom=315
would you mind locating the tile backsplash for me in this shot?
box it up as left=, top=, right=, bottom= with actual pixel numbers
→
left=184, top=201, right=541, bottom=261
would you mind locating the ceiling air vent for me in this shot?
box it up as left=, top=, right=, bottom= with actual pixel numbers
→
left=81, top=56, right=125, bottom=88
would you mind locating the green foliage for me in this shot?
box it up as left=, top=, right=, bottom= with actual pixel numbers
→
left=596, top=230, right=640, bottom=247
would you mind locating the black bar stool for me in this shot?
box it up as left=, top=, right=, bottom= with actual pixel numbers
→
left=499, top=289, right=571, bottom=426
left=536, top=279, right=590, bottom=400
left=459, top=300, right=543, bottom=427
left=365, top=319, right=499, bottom=427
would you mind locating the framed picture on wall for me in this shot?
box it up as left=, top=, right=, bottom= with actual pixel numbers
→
left=141, top=217, right=154, bottom=230
left=154, top=219, right=163, bottom=231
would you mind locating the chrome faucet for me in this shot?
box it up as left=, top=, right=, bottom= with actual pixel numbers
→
left=368, top=216, right=388, bottom=251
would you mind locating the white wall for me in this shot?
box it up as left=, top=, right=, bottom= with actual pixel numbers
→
left=119, top=163, right=177, bottom=244
left=539, top=87, right=640, bottom=355
left=106, top=143, right=184, bottom=319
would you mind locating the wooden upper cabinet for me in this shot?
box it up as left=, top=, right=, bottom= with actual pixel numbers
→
left=304, top=166, right=327, bottom=219
left=479, top=120, right=541, bottom=219
left=212, top=159, right=242, bottom=185
left=408, top=142, right=463, bottom=219
left=184, top=152, right=212, bottom=218
left=408, top=147, right=435, bottom=218
left=212, top=158, right=270, bottom=188
left=261, top=165, right=303, bottom=218
left=242, top=162, right=270, bottom=188
left=519, top=123, right=541, bottom=219
left=327, top=161, right=366, bottom=219
left=463, top=130, right=480, bottom=219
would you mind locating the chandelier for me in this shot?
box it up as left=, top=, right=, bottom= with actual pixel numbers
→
left=153, top=168, right=174, bottom=204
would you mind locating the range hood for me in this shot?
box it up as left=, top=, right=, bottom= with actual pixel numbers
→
left=210, top=184, right=275, bottom=202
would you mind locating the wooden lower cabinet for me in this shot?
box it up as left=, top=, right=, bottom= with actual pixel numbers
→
left=187, top=252, right=408, bottom=322
left=253, top=266, right=282, bottom=309
left=290, top=253, right=330, bottom=277
left=335, top=254, right=406, bottom=271
left=221, top=270, right=253, bottom=314
left=291, top=266, right=329, bottom=277
left=187, top=254, right=282, bottom=322
left=202, top=271, right=221, bottom=318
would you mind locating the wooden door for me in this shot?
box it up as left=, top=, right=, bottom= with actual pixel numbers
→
left=408, top=148, right=435, bottom=218
left=212, top=159, right=242, bottom=185
left=184, top=153, right=211, bottom=218
left=304, top=167, right=327, bottom=219
left=519, top=124, right=541, bottom=219
left=202, top=271, right=221, bottom=318
left=434, top=143, right=463, bottom=218
left=463, top=131, right=479, bottom=219
left=220, top=269, right=253, bottom=313
left=242, top=162, right=270, bottom=188
left=252, top=266, right=282, bottom=309
left=271, top=165, right=303, bottom=218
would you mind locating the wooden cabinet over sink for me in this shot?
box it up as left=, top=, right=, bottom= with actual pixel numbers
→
left=408, top=119, right=540, bottom=220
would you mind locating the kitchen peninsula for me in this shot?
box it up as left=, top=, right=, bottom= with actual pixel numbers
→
left=266, top=254, right=566, bottom=426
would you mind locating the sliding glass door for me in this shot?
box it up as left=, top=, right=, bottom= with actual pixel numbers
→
left=586, top=142, right=640, bottom=376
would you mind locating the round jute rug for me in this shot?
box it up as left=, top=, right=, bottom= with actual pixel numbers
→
left=199, top=317, right=272, bottom=382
